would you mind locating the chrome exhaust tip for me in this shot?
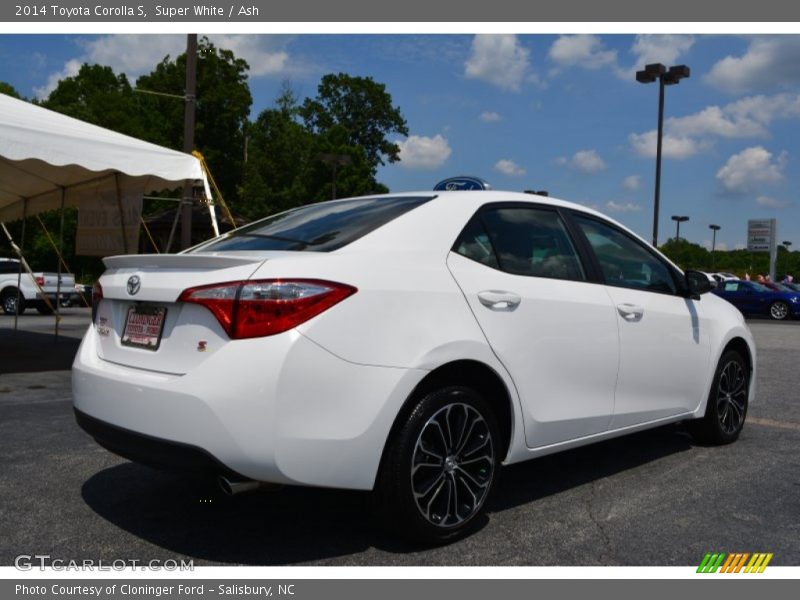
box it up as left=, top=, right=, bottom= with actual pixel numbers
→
left=218, top=475, right=261, bottom=496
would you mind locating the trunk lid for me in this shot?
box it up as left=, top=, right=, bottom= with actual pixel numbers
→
left=94, top=253, right=271, bottom=374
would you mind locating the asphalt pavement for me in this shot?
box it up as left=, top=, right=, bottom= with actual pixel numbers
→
left=0, top=309, right=798, bottom=566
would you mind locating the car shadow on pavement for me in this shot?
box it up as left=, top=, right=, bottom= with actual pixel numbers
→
left=489, top=424, right=693, bottom=513
left=81, top=463, right=397, bottom=564
left=0, top=329, right=81, bottom=374
left=80, top=424, right=692, bottom=564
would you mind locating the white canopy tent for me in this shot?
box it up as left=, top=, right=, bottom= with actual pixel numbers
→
left=0, top=92, right=208, bottom=224
left=0, top=92, right=216, bottom=336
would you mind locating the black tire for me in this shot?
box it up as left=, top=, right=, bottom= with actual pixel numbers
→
left=687, top=350, right=749, bottom=445
left=769, top=301, right=789, bottom=321
left=375, top=386, right=501, bottom=544
left=1, top=289, right=25, bottom=315
left=36, top=304, right=54, bottom=315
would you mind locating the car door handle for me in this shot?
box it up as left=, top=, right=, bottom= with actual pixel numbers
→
left=478, top=290, right=521, bottom=311
left=616, top=303, right=644, bottom=321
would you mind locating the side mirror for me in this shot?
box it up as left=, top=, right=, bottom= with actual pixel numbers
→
left=685, top=270, right=716, bottom=299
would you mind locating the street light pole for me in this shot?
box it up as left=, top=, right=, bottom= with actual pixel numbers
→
left=636, top=63, right=690, bottom=247
left=671, top=215, right=689, bottom=242
left=709, top=224, right=721, bottom=270
left=653, top=75, right=665, bottom=249
left=318, top=153, right=353, bottom=200
left=782, top=240, right=792, bottom=278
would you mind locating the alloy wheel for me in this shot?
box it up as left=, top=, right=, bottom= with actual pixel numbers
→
left=716, top=359, right=747, bottom=435
left=411, top=402, right=494, bottom=528
left=770, top=302, right=788, bottom=320
left=3, top=295, right=17, bottom=315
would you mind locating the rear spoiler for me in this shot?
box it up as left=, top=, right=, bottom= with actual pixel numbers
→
left=103, top=254, right=264, bottom=270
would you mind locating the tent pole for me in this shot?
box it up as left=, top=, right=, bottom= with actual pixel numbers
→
left=13, top=199, right=27, bottom=332
left=181, top=33, right=198, bottom=250
left=115, top=174, right=129, bottom=254
left=165, top=206, right=181, bottom=253
left=55, top=188, right=66, bottom=341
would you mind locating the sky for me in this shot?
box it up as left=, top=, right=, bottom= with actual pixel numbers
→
left=1, top=33, right=799, bottom=250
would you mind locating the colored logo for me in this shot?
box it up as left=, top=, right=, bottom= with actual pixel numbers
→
left=433, top=176, right=491, bottom=191
left=697, top=552, right=773, bottom=573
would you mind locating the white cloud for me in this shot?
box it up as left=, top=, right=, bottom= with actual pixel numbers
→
left=716, top=146, right=787, bottom=192
left=756, top=195, right=790, bottom=209
left=396, top=135, right=452, bottom=169
left=494, top=159, right=526, bottom=177
left=557, top=149, right=608, bottom=174
left=79, top=35, right=184, bottom=78
left=479, top=111, right=502, bottom=122
left=548, top=35, right=617, bottom=73
left=465, top=34, right=532, bottom=91
left=628, top=130, right=707, bottom=160
left=605, top=201, right=642, bottom=213
left=34, top=34, right=292, bottom=100
left=208, top=35, right=289, bottom=77
left=706, top=37, right=800, bottom=94
left=544, top=35, right=693, bottom=81
left=622, top=175, right=641, bottom=191
left=34, top=58, right=81, bottom=99
left=629, top=93, right=800, bottom=159
left=621, top=34, right=695, bottom=79
left=668, top=95, right=800, bottom=140
left=702, top=239, right=729, bottom=251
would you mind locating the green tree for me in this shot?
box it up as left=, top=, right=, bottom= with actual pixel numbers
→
left=241, top=82, right=392, bottom=220
left=43, top=64, right=147, bottom=138
left=0, top=81, right=21, bottom=99
left=239, top=87, right=315, bottom=220
left=308, top=125, right=388, bottom=202
left=299, top=73, right=408, bottom=173
left=136, top=37, right=252, bottom=209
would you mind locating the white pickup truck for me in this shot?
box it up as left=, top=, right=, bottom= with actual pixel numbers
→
left=0, top=258, right=75, bottom=315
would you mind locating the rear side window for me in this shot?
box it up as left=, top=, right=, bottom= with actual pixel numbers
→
left=192, top=196, right=434, bottom=253
left=455, top=206, right=586, bottom=281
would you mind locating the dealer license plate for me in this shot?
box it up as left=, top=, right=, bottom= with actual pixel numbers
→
left=121, top=305, right=167, bottom=351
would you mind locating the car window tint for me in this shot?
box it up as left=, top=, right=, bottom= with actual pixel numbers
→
left=574, top=215, right=677, bottom=295
left=0, top=262, right=19, bottom=274
left=477, top=208, right=585, bottom=281
left=192, top=196, right=434, bottom=253
left=723, top=282, right=738, bottom=292
left=454, top=217, right=500, bottom=269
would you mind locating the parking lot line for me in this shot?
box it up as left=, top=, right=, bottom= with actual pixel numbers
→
left=747, top=417, right=800, bottom=431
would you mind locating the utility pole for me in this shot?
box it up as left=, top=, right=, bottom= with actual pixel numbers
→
left=181, top=34, right=198, bottom=250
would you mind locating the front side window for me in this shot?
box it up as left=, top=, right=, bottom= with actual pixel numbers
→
left=574, top=215, right=677, bottom=295
left=455, top=206, right=585, bottom=281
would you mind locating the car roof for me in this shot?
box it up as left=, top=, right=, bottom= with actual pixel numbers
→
left=381, top=190, right=602, bottom=215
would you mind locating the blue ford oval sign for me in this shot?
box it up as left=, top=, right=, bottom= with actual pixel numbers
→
left=433, top=176, right=491, bottom=191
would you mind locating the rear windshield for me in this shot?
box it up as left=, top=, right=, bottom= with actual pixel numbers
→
left=191, top=196, right=434, bottom=253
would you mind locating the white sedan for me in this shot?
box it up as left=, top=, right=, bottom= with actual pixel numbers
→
left=73, top=190, right=756, bottom=542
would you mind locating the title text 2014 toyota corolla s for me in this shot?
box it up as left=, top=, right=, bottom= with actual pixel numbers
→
left=73, top=190, right=756, bottom=543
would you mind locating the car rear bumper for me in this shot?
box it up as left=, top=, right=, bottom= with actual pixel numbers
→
left=74, top=408, right=245, bottom=477
left=72, top=327, right=426, bottom=490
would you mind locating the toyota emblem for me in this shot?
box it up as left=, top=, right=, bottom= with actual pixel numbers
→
left=127, top=275, right=141, bottom=296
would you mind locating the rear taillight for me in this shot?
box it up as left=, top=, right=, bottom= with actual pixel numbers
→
left=91, top=282, right=103, bottom=322
left=35, top=276, right=45, bottom=287
left=178, top=279, right=357, bottom=339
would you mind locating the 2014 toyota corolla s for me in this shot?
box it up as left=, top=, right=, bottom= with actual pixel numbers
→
left=73, top=190, right=756, bottom=543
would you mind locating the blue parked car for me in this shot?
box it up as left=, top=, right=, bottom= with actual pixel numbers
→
left=713, top=279, right=800, bottom=320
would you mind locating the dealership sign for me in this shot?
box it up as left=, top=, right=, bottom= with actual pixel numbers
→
left=746, top=219, right=776, bottom=252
